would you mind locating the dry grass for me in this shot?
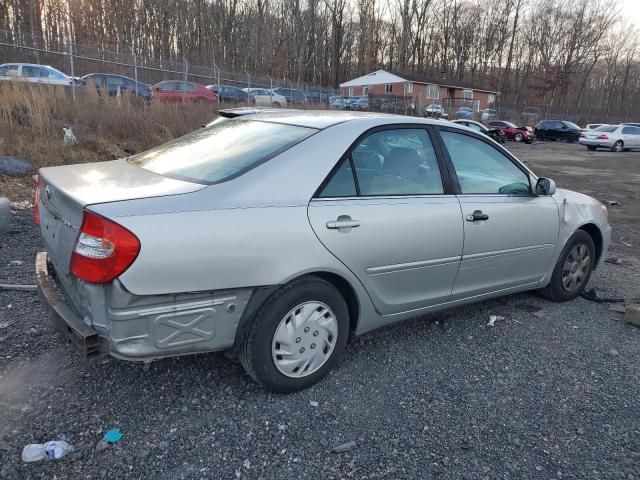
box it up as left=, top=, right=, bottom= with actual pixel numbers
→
left=0, top=82, right=218, bottom=200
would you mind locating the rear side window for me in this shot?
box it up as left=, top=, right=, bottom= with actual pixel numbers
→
left=130, top=119, right=316, bottom=184
left=595, top=125, right=617, bottom=132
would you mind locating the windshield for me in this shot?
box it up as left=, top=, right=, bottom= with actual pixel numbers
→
left=563, top=121, right=580, bottom=130
left=130, top=119, right=316, bottom=184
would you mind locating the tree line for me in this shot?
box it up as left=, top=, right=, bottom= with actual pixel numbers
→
left=2, top=0, right=639, bottom=115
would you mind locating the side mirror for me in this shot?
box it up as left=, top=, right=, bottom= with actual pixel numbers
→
left=536, top=177, right=556, bottom=196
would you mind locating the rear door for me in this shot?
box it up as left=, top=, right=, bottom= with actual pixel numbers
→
left=436, top=127, right=559, bottom=299
left=621, top=126, right=638, bottom=148
left=308, top=126, right=464, bottom=315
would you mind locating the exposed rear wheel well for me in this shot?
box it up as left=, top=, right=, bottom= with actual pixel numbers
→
left=308, top=272, right=359, bottom=334
left=579, top=223, right=603, bottom=264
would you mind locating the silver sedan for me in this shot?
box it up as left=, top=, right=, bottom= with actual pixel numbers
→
left=36, top=111, right=611, bottom=392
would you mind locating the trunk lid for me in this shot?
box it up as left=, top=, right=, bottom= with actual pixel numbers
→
left=38, top=158, right=205, bottom=275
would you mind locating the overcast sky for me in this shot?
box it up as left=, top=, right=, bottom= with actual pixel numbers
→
left=621, top=0, right=640, bottom=25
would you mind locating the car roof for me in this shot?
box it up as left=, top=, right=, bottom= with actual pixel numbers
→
left=223, top=109, right=450, bottom=129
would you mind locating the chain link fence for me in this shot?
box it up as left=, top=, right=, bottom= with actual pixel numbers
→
left=0, top=28, right=335, bottom=106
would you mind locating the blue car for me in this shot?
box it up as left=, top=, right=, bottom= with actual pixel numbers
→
left=81, top=74, right=152, bottom=101
left=455, top=106, right=475, bottom=118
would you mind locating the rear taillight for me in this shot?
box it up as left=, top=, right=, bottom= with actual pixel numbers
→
left=70, top=210, right=140, bottom=284
left=598, top=135, right=609, bottom=140
left=34, top=175, right=40, bottom=225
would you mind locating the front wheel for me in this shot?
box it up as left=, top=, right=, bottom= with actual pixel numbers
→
left=539, top=230, right=595, bottom=302
left=514, top=133, right=524, bottom=142
left=239, top=277, right=349, bottom=393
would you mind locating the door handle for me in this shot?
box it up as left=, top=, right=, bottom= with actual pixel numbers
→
left=466, top=210, right=489, bottom=222
left=326, top=215, right=360, bottom=230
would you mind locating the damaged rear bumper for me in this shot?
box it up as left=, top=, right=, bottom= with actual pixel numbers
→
left=36, top=251, right=255, bottom=361
left=36, top=251, right=101, bottom=357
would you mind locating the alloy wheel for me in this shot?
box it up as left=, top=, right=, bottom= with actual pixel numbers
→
left=561, top=244, right=591, bottom=293
left=271, top=301, right=339, bottom=378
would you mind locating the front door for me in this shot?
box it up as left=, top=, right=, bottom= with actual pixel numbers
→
left=308, top=127, right=464, bottom=315
left=437, top=128, right=560, bottom=299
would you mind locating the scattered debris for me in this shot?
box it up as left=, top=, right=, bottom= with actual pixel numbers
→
left=621, top=241, right=633, bottom=248
left=309, top=401, right=319, bottom=407
left=532, top=310, right=546, bottom=319
left=0, top=156, right=35, bottom=176
left=63, top=127, right=79, bottom=146
left=95, top=440, right=109, bottom=452
left=487, top=315, right=506, bottom=327
left=332, top=441, right=357, bottom=453
left=0, top=320, right=16, bottom=329
left=0, top=284, right=37, bottom=292
left=602, top=200, right=620, bottom=206
left=624, top=304, right=640, bottom=327
left=604, top=257, right=623, bottom=265
left=609, top=349, right=619, bottom=357
left=22, top=440, right=74, bottom=462
left=103, top=428, right=123, bottom=444
left=9, top=200, right=34, bottom=210
left=243, top=459, right=251, bottom=469
left=581, top=288, right=625, bottom=303
left=9, top=260, right=23, bottom=266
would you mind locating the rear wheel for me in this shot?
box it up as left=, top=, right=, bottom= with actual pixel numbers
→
left=587, top=145, right=597, bottom=151
left=272, top=102, right=282, bottom=108
left=540, top=230, right=595, bottom=302
left=612, top=140, right=624, bottom=152
left=239, top=277, right=349, bottom=393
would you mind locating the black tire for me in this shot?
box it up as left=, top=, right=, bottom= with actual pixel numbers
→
left=537, top=133, right=545, bottom=141
left=239, top=276, right=349, bottom=393
left=587, top=145, right=597, bottom=151
left=611, top=140, right=624, bottom=152
left=539, top=230, right=595, bottom=302
left=514, top=133, right=524, bottom=142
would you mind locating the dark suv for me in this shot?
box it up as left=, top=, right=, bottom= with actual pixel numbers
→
left=207, top=85, right=249, bottom=103
left=535, top=120, right=582, bottom=142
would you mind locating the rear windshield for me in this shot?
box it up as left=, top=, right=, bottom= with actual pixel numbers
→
left=130, top=119, right=316, bottom=184
left=594, top=125, right=618, bottom=132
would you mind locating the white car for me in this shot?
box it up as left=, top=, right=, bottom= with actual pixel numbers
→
left=579, top=124, right=640, bottom=152
left=424, top=104, right=448, bottom=119
left=243, top=88, right=288, bottom=107
left=0, top=63, right=74, bottom=86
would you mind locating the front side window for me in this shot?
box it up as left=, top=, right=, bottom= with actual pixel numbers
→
left=131, top=119, right=316, bottom=184
left=320, top=129, right=444, bottom=197
left=441, top=130, right=531, bottom=195
left=563, top=121, right=580, bottom=130
left=46, top=67, right=66, bottom=79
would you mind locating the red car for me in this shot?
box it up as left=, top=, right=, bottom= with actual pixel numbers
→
left=152, top=81, right=217, bottom=103
left=486, top=120, right=534, bottom=143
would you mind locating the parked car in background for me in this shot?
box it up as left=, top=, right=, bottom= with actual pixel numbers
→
left=521, top=107, right=541, bottom=123
left=424, top=104, right=448, bottom=119
left=481, top=108, right=498, bottom=122
left=535, top=120, right=582, bottom=142
left=273, top=87, right=307, bottom=105
left=585, top=124, right=604, bottom=130
left=0, top=63, right=73, bottom=86
left=330, top=97, right=348, bottom=110
left=579, top=124, right=640, bottom=152
left=351, top=97, right=370, bottom=111
left=152, top=81, right=216, bottom=103
left=242, top=88, right=287, bottom=107
left=35, top=110, right=611, bottom=393
left=452, top=119, right=506, bottom=144
left=455, top=106, right=474, bottom=119
left=621, top=122, right=640, bottom=127
left=207, top=84, right=249, bottom=103
left=486, top=120, right=534, bottom=143
left=82, top=74, right=152, bottom=101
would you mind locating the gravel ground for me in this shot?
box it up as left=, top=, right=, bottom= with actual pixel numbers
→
left=1, top=142, right=640, bottom=479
